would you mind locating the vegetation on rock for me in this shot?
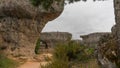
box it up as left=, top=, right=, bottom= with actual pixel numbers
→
left=98, top=34, right=119, bottom=68
left=30, top=0, right=61, bottom=10
left=30, top=0, right=104, bottom=9
left=0, top=55, right=18, bottom=68
left=35, top=38, right=41, bottom=54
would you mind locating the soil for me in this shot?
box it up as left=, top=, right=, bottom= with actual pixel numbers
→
left=18, top=53, right=52, bottom=68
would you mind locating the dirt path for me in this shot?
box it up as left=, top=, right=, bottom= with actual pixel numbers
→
left=18, top=62, right=40, bottom=68
left=18, top=53, right=52, bottom=68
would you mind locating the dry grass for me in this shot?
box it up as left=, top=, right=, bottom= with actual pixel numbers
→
left=72, top=59, right=100, bottom=68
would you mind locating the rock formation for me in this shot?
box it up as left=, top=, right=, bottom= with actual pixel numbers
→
left=113, top=0, right=120, bottom=67
left=40, top=32, right=72, bottom=47
left=97, top=34, right=117, bottom=68
left=80, top=32, right=118, bottom=68
left=90, top=0, right=120, bottom=68
left=0, top=0, right=64, bottom=59
left=80, top=32, right=110, bottom=48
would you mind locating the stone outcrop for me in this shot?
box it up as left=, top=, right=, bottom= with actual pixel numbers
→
left=97, top=34, right=117, bottom=68
left=40, top=32, right=72, bottom=47
left=0, top=0, right=64, bottom=59
left=92, top=0, right=120, bottom=67
left=81, top=32, right=118, bottom=68
left=113, top=0, right=120, bottom=67
left=80, top=32, right=110, bottom=48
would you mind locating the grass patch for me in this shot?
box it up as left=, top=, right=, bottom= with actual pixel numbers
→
left=0, top=55, right=18, bottom=68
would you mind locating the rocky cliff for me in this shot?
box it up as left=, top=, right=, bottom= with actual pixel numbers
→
left=40, top=32, right=72, bottom=47
left=80, top=32, right=110, bottom=48
left=0, top=0, right=64, bottom=59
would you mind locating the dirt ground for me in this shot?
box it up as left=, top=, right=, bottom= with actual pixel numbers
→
left=18, top=53, right=52, bottom=68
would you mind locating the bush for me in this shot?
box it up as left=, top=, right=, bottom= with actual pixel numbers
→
left=41, top=59, right=69, bottom=68
left=29, top=0, right=60, bottom=10
left=54, top=42, right=94, bottom=62
left=35, top=38, right=41, bottom=54
left=0, top=55, right=18, bottom=68
left=41, top=41, right=94, bottom=68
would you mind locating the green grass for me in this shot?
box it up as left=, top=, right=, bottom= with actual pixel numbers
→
left=72, top=59, right=100, bottom=68
left=0, top=55, right=18, bottom=68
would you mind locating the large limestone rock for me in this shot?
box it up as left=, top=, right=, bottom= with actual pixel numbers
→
left=0, top=0, right=64, bottom=59
left=80, top=32, right=110, bottom=48
left=97, top=34, right=117, bottom=68
left=40, top=32, right=72, bottom=47
left=92, top=0, right=120, bottom=68
left=80, top=32, right=118, bottom=68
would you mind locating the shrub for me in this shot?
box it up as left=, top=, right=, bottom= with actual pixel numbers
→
left=29, top=0, right=60, bottom=10
left=41, top=59, right=69, bottom=68
left=41, top=41, right=94, bottom=68
left=54, top=42, right=94, bottom=62
left=35, top=38, right=41, bottom=54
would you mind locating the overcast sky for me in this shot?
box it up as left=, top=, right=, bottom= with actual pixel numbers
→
left=42, top=0, right=115, bottom=39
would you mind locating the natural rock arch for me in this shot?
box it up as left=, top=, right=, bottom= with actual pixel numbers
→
left=0, top=0, right=119, bottom=67
left=0, top=0, right=64, bottom=59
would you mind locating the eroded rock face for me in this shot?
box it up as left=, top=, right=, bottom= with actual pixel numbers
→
left=80, top=32, right=110, bottom=48
left=97, top=0, right=120, bottom=67
left=40, top=32, right=72, bottom=47
left=113, top=0, right=120, bottom=67
left=0, top=0, right=64, bottom=59
left=97, top=34, right=117, bottom=68
left=80, top=32, right=118, bottom=68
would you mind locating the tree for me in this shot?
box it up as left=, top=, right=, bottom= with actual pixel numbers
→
left=30, top=0, right=105, bottom=8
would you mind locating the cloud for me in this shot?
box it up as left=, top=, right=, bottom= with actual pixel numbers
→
left=42, top=0, right=115, bottom=39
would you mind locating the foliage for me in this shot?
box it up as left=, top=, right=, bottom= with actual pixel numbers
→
left=54, top=42, right=94, bottom=62
left=35, top=38, right=41, bottom=54
left=41, top=59, right=69, bottom=68
left=41, top=41, right=95, bottom=68
left=29, top=0, right=105, bottom=9
left=0, top=55, right=18, bottom=68
left=30, top=0, right=60, bottom=10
